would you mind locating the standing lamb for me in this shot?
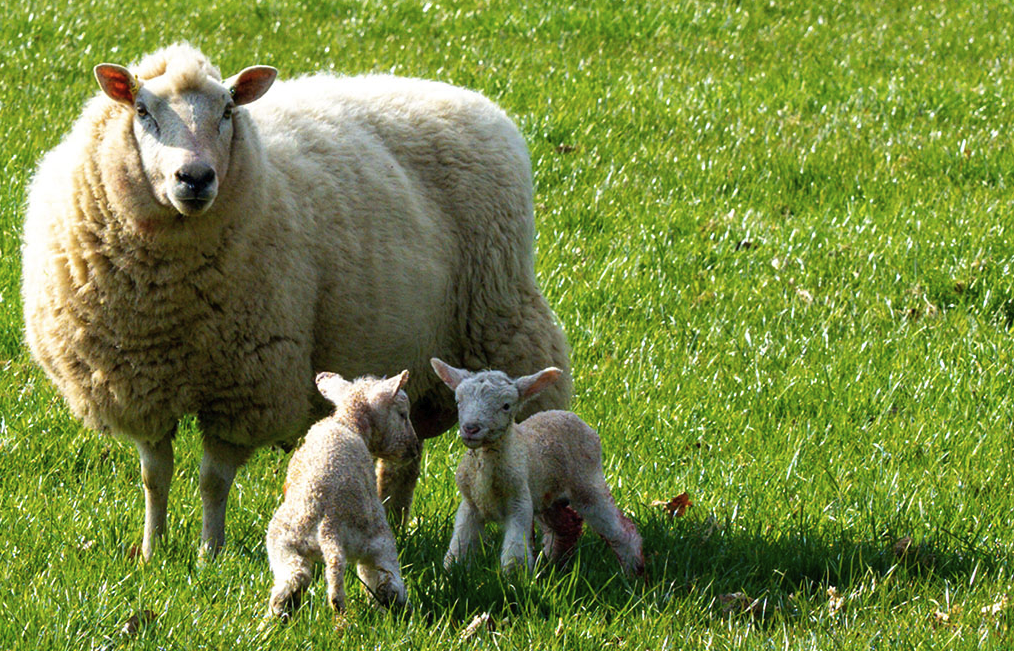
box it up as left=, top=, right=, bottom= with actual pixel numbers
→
left=266, top=371, right=415, bottom=618
left=430, top=358, right=644, bottom=577
left=21, top=43, right=571, bottom=560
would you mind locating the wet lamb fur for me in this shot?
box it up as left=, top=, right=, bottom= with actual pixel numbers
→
left=431, top=358, right=644, bottom=577
left=21, top=43, right=571, bottom=558
left=266, top=371, right=417, bottom=617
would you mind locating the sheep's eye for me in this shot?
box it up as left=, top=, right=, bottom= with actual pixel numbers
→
left=222, top=103, right=234, bottom=120
left=134, top=102, right=148, bottom=117
left=502, top=403, right=511, bottom=412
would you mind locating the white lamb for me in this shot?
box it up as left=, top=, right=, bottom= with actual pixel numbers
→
left=21, top=43, right=571, bottom=559
left=266, top=371, right=415, bottom=618
left=430, top=358, right=644, bottom=577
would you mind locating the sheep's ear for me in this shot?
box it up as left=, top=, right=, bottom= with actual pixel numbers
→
left=315, top=371, right=350, bottom=401
left=381, top=370, right=410, bottom=401
left=94, top=64, right=142, bottom=105
left=226, top=66, right=277, bottom=106
left=430, top=358, right=471, bottom=391
left=515, top=367, right=562, bottom=400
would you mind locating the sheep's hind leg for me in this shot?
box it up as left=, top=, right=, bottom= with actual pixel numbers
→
left=266, top=522, right=313, bottom=618
left=354, top=532, right=407, bottom=609
left=136, top=434, right=174, bottom=561
left=536, top=501, right=584, bottom=567
left=571, top=485, right=644, bottom=577
left=318, top=520, right=349, bottom=613
left=199, top=436, right=252, bottom=558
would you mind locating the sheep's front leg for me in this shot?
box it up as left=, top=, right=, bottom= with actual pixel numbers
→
left=500, top=498, right=535, bottom=574
left=199, top=436, right=252, bottom=557
left=136, top=435, right=174, bottom=561
left=376, top=456, right=420, bottom=529
left=445, top=500, right=483, bottom=570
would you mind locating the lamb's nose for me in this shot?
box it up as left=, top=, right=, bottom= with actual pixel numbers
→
left=462, top=423, right=480, bottom=436
left=175, top=163, right=216, bottom=194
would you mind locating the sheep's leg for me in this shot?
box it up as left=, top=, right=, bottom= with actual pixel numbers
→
left=571, top=486, right=644, bottom=577
left=445, top=500, right=483, bottom=570
left=199, top=436, right=252, bottom=557
left=136, top=435, right=174, bottom=561
left=318, top=520, right=348, bottom=613
left=265, top=521, right=314, bottom=618
left=500, top=499, right=535, bottom=574
left=376, top=456, right=419, bottom=530
left=536, top=502, right=584, bottom=566
left=354, top=531, right=407, bottom=609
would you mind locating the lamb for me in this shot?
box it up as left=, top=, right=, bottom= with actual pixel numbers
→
left=21, top=43, right=571, bottom=560
left=266, top=371, right=416, bottom=618
left=430, top=358, right=644, bottom=577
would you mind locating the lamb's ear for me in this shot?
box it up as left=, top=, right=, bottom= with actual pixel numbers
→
left=315, top=371, right=350, bottom=402
left=515, top=367, right=563, bottom=400
left=94, top=64, right=141, bottom=105
left=226, top=66, right=277, bottom=106
left=430, top=358, right=471, bottom=391
left=381, top=370, right=410, bottom=401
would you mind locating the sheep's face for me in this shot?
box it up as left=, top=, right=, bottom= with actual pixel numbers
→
left=430, top=359, right=563, bottom=450
left=94, top=60, right=276, bottom=220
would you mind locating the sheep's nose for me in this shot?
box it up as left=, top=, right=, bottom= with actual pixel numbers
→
left=175, top=163, right=216, bottom=194
left=462, top=423, right=480, bottom=436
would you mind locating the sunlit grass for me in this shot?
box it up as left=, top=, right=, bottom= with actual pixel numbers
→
left=3, top=0, right=1014, bottom=648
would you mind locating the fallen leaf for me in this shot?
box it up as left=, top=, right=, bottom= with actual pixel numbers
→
left=893, top=536, right=913, bottom=557
left=460, top=612, right=495, bottom=640
left=930, top=605, right=960, bottom=628
left=120, top=610, right=157, bottom=636
left=651, top=493, right=692, bottom=519
left=827, top=587, right=845, bottom=615
left=555, top=144, right=578, bottom=154
left=718, top=592, right=775, bottom=618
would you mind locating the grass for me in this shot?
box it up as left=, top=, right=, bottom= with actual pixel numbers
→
left=3, top=0, right=1014, bottom=648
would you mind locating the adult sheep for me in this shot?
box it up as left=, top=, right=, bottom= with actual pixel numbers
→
left=21, top=43, right=571, bottom=560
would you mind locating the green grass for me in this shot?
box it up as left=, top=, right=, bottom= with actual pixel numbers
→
left=3, top=0, right=1014, bottom=648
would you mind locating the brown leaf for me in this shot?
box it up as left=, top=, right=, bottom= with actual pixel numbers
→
left=460, top=612, right=495, bottom=640
left=718, top=592, right=776, bottom=618
left=120, top=610, right=157, bottom=636
left=651, top=493, right=692, bottom=519
left=827, top=586, right=844, bottom=615
left=893, top=536, right=913, bottom=557
left=555, top=144, right=578, bottom=154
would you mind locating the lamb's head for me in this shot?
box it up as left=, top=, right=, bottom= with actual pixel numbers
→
left=430, top=358, right=562, bottom=449
left=93, top=44, right=276, bottom=218
left=315, top=370, right=420, bottom=460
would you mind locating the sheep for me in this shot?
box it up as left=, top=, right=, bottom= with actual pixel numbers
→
left=21, top=43, right=571, bottom=560
left=266, top=371, right=416, bottom=618
left=430, top=358, right=644, bottom=577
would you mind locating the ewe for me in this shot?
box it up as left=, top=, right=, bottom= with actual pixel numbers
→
left=431, top=358, right=644, bottom=577
left=266, top=371, right=415, bottom=618
left=22, top=43, right=570, bottom=559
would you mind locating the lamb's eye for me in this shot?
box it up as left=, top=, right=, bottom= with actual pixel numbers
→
left=222, top=103, right=234, bottom=120
left=134, top=102, right=148, bottom=117
left=502, top=403, right=511, bottom=412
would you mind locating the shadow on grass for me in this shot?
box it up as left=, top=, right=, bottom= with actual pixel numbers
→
left=386, top=506, right=1002, bottom=625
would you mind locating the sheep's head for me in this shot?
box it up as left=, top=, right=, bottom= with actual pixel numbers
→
left=316, top=370, right=420, bottom=461
left=430, top=358, right=562, bottom=449
left=94, top=47, right=276, bottom=219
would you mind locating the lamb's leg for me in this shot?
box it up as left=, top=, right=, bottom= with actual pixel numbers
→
left=318, top=520, right=348, bottom=613
left=376, top=456, right=419, bottom=530
left=136, top=435, right=174, bottom=561
left=354, top=530, right=407, bottom=609
left=445, top=500, right=483, bottom=570
left=199, top=436, right=252, bottom=557
left=536, top=501, right=584, bottom=566
left=571, top=485, right=644, bottom=577
left=500, top=500, right=535, bottom=574
left=265, top=520, right=314, bottom=618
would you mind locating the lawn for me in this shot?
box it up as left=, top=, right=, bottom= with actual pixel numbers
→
left=2, top=0, right=1014, bottom=648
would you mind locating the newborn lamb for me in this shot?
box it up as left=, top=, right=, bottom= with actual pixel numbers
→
left=431, top=358, right=643, bottom=577
left=266, top=371, right=417, bottom=618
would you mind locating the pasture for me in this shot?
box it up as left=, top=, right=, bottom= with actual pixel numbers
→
left=2, top=0, right=1013, bottom=648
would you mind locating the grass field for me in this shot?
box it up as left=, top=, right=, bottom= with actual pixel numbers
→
left=3, top=0, right=1014, bottom=648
